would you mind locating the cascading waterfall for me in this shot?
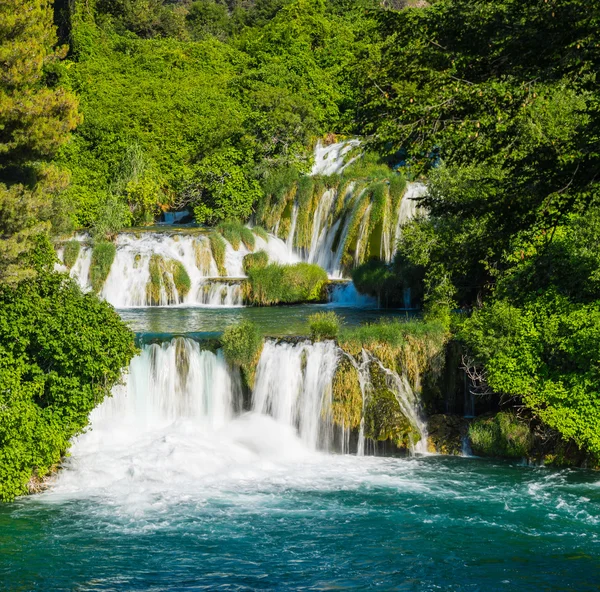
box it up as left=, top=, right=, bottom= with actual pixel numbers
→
left=86, top=337, right=428, bottom=460
left=98, top=338, right=240, bottom=428
left=252, top=340, right=339, bottom=451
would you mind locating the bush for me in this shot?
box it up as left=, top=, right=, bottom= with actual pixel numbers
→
left=89, top=241, right=116, bottom=293
left=243, top=250, right=269, bottom=274
left=245, top=263, right=328, bottom=305
left=309, top=311, right=341, bottom=341
left=0, top=239, right=137, bottom=501
left=62, top=240, right=81, bottom=269
left=468, top=412, right=532, bottom=459
left=208, top=231, right=227, bottom=276
left=221, top=320, right=263, bottom=388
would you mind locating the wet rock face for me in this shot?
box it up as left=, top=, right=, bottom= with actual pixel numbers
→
left=364, top=362, right=418, bottom=449
left=426, top=414, right=469, bottom=456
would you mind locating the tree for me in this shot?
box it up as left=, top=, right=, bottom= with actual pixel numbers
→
left=0, top=0, right=80, bottom=285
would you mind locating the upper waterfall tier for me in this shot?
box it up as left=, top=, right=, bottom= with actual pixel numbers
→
left=58, top=140, right=425, bottom=307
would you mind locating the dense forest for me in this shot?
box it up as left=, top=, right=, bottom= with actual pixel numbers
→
left=1, top=0, right=599, bottom=499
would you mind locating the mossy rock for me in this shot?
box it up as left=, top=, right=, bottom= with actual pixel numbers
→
left=63, top=240, right=81, bottom=270
left=331, top=356, right=362, bottom=430
left=146, top=255, right=191, bottom=305
left=195, top=238, right=213, bottom=275
left=426, top=414, right=468, bottom=455
left=209, top=232, right=227, bottom=276
left=468, top=412, right=532, bottom=459
left=364, top=362, right=418, bottom=449
left=90, top=241, right=116, bottom=293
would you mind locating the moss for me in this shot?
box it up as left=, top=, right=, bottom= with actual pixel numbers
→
left=277, top=200, right=293, bottom=241
left=309, top=311, right=340, bottom=341
left=146, top=255, right=190, bottom=305
left=63, top=240, right=81, bottom=269
left=221, top=320, right=264, bottom=389
left=146, top=254, right=165, bottom=305
left=209, top=231, right=227, bottom=276
left=243, top=250, right=269, bottom=274
left=90, top=241, right=116, bottom=293
left=170, top=260, right=191, bottom=298
left=469, top=412, right=532, bottom=459
left=364, top=362, right=417, bottom=449
left=339, top=319, right=448, bottom=389
left=218, top=220, right=243, bottom=250
left=331, top=356, right=362, bottom=430
left=294, top=176, right=316, bottom=249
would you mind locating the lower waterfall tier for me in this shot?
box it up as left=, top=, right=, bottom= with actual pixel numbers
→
left=85, top=337, right=428, bottom=460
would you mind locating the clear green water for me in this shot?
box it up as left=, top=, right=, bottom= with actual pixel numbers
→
left=119, top=304, right=414, bottom=337
left=1, top=456, right=599, bottom=591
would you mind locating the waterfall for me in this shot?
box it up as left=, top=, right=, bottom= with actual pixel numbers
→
left=392, top=182, right=427, bottom=253
left=252, top=340, right=339, bottom=451
left=63, top=232, right=298, bottom=308
left=311, top=139, right=361, bottom=176
left=96, top=338, right=241, bottom=429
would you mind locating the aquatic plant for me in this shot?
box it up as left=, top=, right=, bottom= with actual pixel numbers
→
left=251, top=226, right=268, bottom=242
left=331, top=356, right=363, bottom=430
left=309, top=311, right=340, bottom=341
left=221, top=320, right=263, bottom=388
left=364, top=361, right=419, bottom=449
left=90, top=241, right=116, bottom=293
left=208, top=232, right=227, bottom=276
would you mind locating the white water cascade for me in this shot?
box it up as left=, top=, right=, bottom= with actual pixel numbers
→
left=252, top=340, right=339, bottom=451
left=63, top=231, right=298, bottom=308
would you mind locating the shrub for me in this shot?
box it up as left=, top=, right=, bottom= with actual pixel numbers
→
left=89, top=241, right=116, bottom=293
left=468, top=412, right=532, bottom=459
left=243, top=250, right=269, bottom=274
left=245, top=263, right=328, bottom=305
left=208, top=231, right=227, bottom=276
left=221, top=320, right=263, bottom=388
left=309, top=311, right=341, bottom=341
left=62, top=240, right=81, bottom=269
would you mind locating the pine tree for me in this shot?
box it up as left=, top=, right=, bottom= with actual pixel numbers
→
left=0, top=0, right=80, bottom=284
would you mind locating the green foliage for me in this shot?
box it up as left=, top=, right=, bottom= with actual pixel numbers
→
left=469, top=413, right=532, bottom=459
left=171, top=260, right=191, bottom=298
left=0, top=0, right=79, bottom=284
left=309, top=311, right=340, bottom=341
left=89, top=241, right=116, bottom=293
left=245, top=262, right=327, bottom=305
left=221, top=320, right=263, bottom=388
left=192, top=149, right=262, bottom=225
left=62, top=240, right=81, bottom=269
left=0, top=239, right=136, bottom=501
left=460, top=292, right=600, bottom=461
left=147, top=255, right=191, bottom=304
left=242, top=250, right=269, bottom=274
left=208, top=231, right=227, bottom=276
left=331, top=355, right=362, bottom=429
